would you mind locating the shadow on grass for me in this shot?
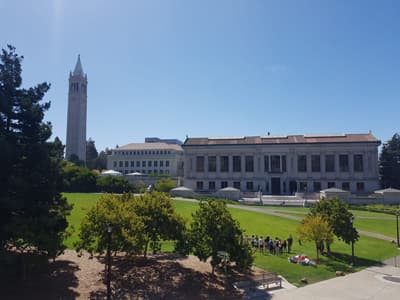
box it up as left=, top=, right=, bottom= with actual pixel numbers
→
left=0, top=252, right=79, bottom=300
left=321, top=252, right=381, bottom=273
left=90, top=254, right=249, bottom=300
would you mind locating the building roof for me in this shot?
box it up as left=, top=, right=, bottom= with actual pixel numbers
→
left=183, top=133, right=380, bottom=147
left=115, top=142, right=183, bottom=152
left=73, top=55, right=84, bottom=76
left=375, top=188, right=400, bottom=194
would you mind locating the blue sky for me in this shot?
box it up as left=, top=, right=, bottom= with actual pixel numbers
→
left=1, top=0, right=399, bottom=151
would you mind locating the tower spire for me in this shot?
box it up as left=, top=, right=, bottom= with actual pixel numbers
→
left=73, top=54, right=84, bottom=76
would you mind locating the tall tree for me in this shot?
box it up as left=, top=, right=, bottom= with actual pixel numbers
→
left=95, top=149, right=108, bottom=170
left=298, top=215, right=334, bottom=260
left=86, top=138, right=98, bottom=169
left=379, top=133, right=400, bottom=189
left=132, top=192, right=185, bottom=257
left=310, top=198, right=358, bottom=252
left=0, top=45, right=71, bottom=258
left=187, top=200, right=253, bottom=274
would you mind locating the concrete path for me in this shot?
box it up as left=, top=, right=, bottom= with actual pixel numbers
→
left=173, top=197, right=396, bottom=241
left=270, top=263, right=400, bottom=300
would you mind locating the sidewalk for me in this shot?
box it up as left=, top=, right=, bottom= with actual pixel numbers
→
left=270, top=263, right=400, bottom=300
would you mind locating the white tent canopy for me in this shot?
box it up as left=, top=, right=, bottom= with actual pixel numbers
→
left=99, top=170, right=122, bottom=176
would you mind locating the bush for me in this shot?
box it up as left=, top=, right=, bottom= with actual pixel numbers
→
left=96, top=176, right=132, bottom=193
left=154, top=178, right=177, bottom=192
left=63, top=163, right=98, bottom=192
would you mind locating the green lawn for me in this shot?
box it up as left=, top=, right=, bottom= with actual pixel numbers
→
left=63, top=193, right=103, bottom=248
left=64, top=193, right=400, bottom=286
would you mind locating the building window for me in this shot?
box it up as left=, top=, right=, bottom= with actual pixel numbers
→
left=299, top=182, right=307, bottom=192
left=264, top=155, right=269, bottom=172
left=342, top=182, right=350, bottom=191
left=339, top=155, right=349, bottom=172
left=233, top=156, right=241, bottom=172
left=220, top=156, right=229, bottom=172
left=245, top=156, right=254, bottom=172
left=208, top=181, right=216, bottom=190
left=311, top=155, right=321, bottom=172
left=160, top=170, right=163, bottom=174
left=265, top=181, right=269, bottom=193
left=196, top=156, right=205, bottom=172
left=154, top=161, right=158, bottom=167
left=271, top=155, right=281, bottom=173
left=282, top=156, right=287, bottom=172
left=119, top=161, right=123, bottom=168
left=221, top=181, right=228, bottom=189
left=142, top=161, right=146, bottom=167
left=136, top=161, right=140, bottom=167
left=113, top=161, right=117, bottom=168
left=354, top=154, right=364, bottom=172
left=313, top=182, right=321, bottom=192
left=233, top=181, right=241, bottom=189
left=166, top=160, right=170, bottom=167
left=246, top=181, right=254, bottom=191
left=196, top=181, right=203, bottom=190
left=160, top=161, right=164, bottom=167
left=148, top=161, right=152, bottom=167
left=297, top=155, right=307, bottom=172
left=142, top=170, right=146, bottom=174
left=208, top=156, right=216, bottom=172
left=130, top=161, right=135, bottom=167
left=356, top=182, right=365, bottom=192
left=325, top=155, right=335, bottom=172
left=328, top=182, right=336, bottom=188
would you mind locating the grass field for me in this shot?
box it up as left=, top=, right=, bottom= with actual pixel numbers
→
left=63, top=193, right=400, bottom=286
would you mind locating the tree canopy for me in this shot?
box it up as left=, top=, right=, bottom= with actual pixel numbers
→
left=0, top=45, right=71, bottom=258
left=310, top=198, right=358, bottom=245
left=379, top=133, right=400, bottom=189
left=76, top=193, right=184, bottom=257
left=298, top=215, right=334, bottom=260
left=186, top=200, right=253, bottom=273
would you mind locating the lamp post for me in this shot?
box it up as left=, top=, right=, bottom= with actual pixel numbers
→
left=106, top=224, right=112, bottom=300
left=350, top=216, right=355, bottom=266
left=396, top=211, right=400, bottom=248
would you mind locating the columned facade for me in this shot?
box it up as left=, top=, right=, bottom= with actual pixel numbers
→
left=182, top=134, right=380, bottom=195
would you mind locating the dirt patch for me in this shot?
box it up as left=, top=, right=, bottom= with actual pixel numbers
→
left=2, top=250, right=267, bottom=299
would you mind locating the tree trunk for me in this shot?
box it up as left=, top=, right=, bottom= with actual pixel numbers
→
left=144, top=240, right=149, bottom=258
left=316, top=243, right=319, bottom=260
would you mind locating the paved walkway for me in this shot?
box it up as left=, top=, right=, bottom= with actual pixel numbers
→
left=173, top=197, right=396, bottom=241
left=270, top=263, right=400, bottom=300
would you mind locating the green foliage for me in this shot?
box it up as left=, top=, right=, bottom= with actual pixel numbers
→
left=298, top=215, right=334, bottom=259
left=379, top=133, right=400, bottom=189
left=131, top=192, right=185, bottom=256
left=310, top=198, right=359, bottom=245
left=0, top=45, right=71, bottom=258
left=76, top=192, right=184, bottom=257
left=63, top=163, right=98, bottom=192
left=85, top=138, right=98, bottom=170
left=96, top=175, right=132, bottom=193
left=154, top=178, right=177, bottom=192
left=75, top=194, right=146, bottom=255
left=187, top=200, right=253, bottom=273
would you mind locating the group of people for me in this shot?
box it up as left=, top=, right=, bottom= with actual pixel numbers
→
left=244, top=234, right=294, bottom=255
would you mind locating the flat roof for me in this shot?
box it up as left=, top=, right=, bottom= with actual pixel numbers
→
left=183, top=133, right=380, bottom=146
left=114, top=142, right=183, bottom=151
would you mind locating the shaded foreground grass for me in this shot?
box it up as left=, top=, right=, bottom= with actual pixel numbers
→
left=64, top=193, right=400, bottom=286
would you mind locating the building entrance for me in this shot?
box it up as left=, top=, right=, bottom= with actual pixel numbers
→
left=271, top=177, right=281, bottom=195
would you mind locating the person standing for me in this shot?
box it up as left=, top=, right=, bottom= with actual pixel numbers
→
left=287, top=234, right=293, bottom=253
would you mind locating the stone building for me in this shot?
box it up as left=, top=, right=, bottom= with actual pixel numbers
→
left=107, top=142, right=184, bottom=178
left=182, top=133, right=380, bottom=195
left=65, top=55, right=87, bottom=161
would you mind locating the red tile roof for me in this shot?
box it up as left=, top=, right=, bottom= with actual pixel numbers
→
left=183, top=134, right=380, bottom=146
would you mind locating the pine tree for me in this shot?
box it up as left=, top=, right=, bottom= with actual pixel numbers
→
left=0, top=45, right=71, bottom=258
left=379, top=133, right=400, bottom=189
